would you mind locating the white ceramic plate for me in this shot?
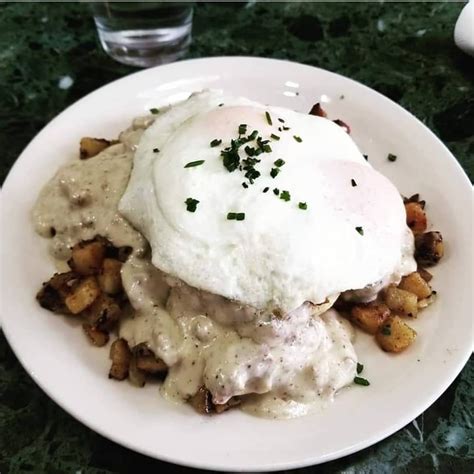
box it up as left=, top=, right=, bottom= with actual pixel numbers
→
left=1, top=57, right=472, bottom=472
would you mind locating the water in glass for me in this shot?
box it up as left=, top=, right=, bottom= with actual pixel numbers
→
left=92, top=2, right=193, bottom=68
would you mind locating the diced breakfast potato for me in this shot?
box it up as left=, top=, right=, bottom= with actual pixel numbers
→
left=376, top=316, right=417, bottom=353
left=350, top=302, right=390, bottom=335
left=418, top=292, right=437, bottom=309
left=64, top=276, right=100, bottom=314
left=135, top=353, right=167, bottom=374
left=415, top=231, right=444, bottom=266
left=36, top=271, right=80, bottom=313
left=84, top=293, right=121, bottom=330
left=405, top=202, right=427, bottom=234
left=189, top=386, right=214, bottom=414
left=109, top=338, right=131, bottom=380
left=188, top=386, right=239, bottom=414
left=398, top=272, right=432, bottom=299
left=98, top=258, right=123, bottom=294
left=133, top=343, right=167, bottom=374
left=309, top=103, right=327, bottom=117
left=82, top=323, right=109, bottom=347
left=417, top=267, right=433, bottom=282
left=68, top=240, right=106, bottom=276
left=80, top=137, right=111, bottom=159
left=404, top=194, right=426, bottom=207
left=384, top=286, right=418, bottom=317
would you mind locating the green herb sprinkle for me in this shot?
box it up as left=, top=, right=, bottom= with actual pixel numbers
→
left=185, top=198, right=199, bottom=213
left=184, top=160, right=205, bottom=168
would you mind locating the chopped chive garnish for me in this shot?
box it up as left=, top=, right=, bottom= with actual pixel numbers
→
left=248, top=130, right=258, bottom=141
left=184, top=160, right=205, bottom=168
left=270, top=168, right=280, bottom=178
left=150, top=108, right=160, bottom=114
left=221, top=143, right=241, bottom=172
left=363, top=154, right=368, bottom=161
left=262, top=144, right=272, bottom=153
left=270, top=134, right=280, bottom=141
left=278, top=118, right=285, bottom=123
left=265, top=111, right=273, bottom=125
left=381, top=325, right=391, bottom=336
left=355, top=226, right=364, bottom=235
left=227, top=212, right=245, bottom=221
left=218, top=103, right=224, bottom=107
left=263, top=187, right=269, bottom=193
left=273, top=188, right=280, bottom=195
left=351, top=179, right=357, bottom=187
left=239, top=124, right=248, bottom=135
left=185, top=198, right=199, bottom=212
left=153, top=148, right=160, bottom=153
left=210, top=139, right=222, bottom=147
left=298, top=202, right=307, bottom=210
left=356, top=363, right=364, bottom=374
left=242, top=182, right=249, bottom=189
left=278, top=127, right=283, bottom=132
left=245, top=168, right=261, bottom=182
left=388, top=153, right=397, bottom=162
left=280, top=190, right=291, bottom=202
left=245, top=146, right=256, bottom=156
left=282, top=126, right=290, bottom=131
left=274, top=159, right=285, bottom=167
left=354, top=376, right=370, bottom=386
left=293, top=135, right=303, bottom=143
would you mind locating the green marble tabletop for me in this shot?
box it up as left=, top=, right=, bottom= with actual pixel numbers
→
left=0, top=2, right=473, bottom=473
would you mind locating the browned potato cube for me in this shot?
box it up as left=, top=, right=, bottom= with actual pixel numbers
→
left=403, top=194, right=426, bottom=208
left=136, top=354, right=167, bottom=374
left=80, top=137, right=111, bottom=159
left=36, top=271, right=81, bottom=313
left=68, top=240, right=106, bottom=276
left=350, top=302, right=390, bottom=335
left=98, top=258, right=123, bottom=294
left=376, top=316, right=417, bottom=352
left=405, top=202, right=427, bottom=234
left=415, top=232, right=444, bottom=266
left=384, top=286, right=418, bottom=317
left=418, top=292, right=437, bottom=309
left=417, top=267, right=433, bottom=282
left=64, top=277, right=100, bottom=314
left=109, top=338, right=131, bottom=380
left=309, top=103, right=327, bottom=117
left=133, top=343, right=167, bottom=374
left=82, top=323, right=109, bottom=347
left=189, top=386, right=213, bottom=414
left=84, top=293, right=121, bottom=330
left=398, top=272, right=432, bottom=299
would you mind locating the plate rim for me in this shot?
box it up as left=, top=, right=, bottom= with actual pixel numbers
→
left=1, top=56, right=472, bottom=472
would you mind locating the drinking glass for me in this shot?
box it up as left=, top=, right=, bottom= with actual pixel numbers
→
left=91, top=2, right=194, bottom=68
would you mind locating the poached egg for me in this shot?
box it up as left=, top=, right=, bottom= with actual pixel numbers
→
left=119, top=90, right=415, bottom=313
